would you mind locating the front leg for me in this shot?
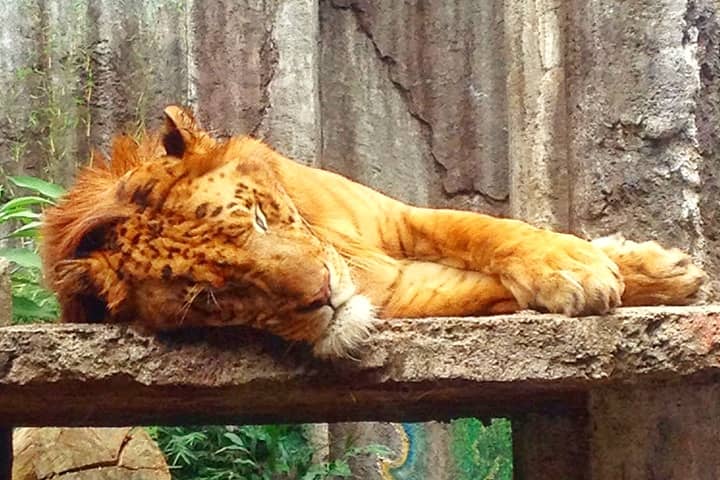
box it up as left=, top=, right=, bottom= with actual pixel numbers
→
left=401, top=207, right=623, bottom=316
left=275, top=158, right=622, bottom=316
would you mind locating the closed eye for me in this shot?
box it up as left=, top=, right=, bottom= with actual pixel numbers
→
left=254, top=205, right=268, bottom=232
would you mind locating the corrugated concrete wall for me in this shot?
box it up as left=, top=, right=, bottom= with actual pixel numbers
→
left=1, top=0, right=719, bottom=478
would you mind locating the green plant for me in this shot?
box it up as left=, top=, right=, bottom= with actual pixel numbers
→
left=303, top=441, right=391, bottom=480
left=451, top=418, right=513, bottom=480
left=147, top=425, right=390, bottom=480
left=0, top=175, right=64, bottom=323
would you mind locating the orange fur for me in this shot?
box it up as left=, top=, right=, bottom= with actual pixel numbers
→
left=40, top=106, right=707, bottom=358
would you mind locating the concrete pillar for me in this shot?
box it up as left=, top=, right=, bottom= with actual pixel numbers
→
left=512, top=412, right=589, bottom=480
left=513, top=383, right=720, bottom=480
left=589, top=383, right=720, bottom=479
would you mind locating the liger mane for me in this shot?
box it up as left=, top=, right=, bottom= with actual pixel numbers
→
left=41, top=135, right=163, bottom=287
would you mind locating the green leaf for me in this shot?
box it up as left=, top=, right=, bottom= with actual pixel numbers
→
left=0, top=196, right=54, bottom=215
left=0, top=248, right=41, bottom=269
left=12, top=295, right=58, bottom=320
left=214, top=444, right=251, bottom=455
left=300, top=465, right=326, bottom=480
left=0, top=209, right=42, bottom=223
left=327, top=460, right=352, bottom=477
left=9, top=176, right=66, bottom=200
left=224, top=432, right=247, bottom=446
left=6, top=221, right=42, bottom=239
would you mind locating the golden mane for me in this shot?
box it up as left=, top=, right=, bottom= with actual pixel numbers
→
left=41, top=135, right=164, bottom=288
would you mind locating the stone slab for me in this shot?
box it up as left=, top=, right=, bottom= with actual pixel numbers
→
left=0, top=306, right=718, bottom=426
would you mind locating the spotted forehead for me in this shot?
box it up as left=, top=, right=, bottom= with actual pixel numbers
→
left=116, top=136, right=299, bottom=225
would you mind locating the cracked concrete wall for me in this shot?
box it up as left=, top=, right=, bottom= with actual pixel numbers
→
left=322, top=0, right=509, bottom=213
left=504, top=0, right=720, bottom=287
left=189, top=0, right=322, bottom=164
left=0, top=0, right=319, bottom=184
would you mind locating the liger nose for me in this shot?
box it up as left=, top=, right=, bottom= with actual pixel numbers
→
left=315, top=268, right=332, bottom=305
left=306, top=269, right=332, bottom=309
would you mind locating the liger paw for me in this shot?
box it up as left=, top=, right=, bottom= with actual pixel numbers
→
left=593, top=234, right=706, bottom=306
left=493, top=231, right=624, bottom=316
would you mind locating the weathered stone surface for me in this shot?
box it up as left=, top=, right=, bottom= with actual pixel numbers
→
left=590, top=382, right=720, bottom=479
left=320, top=0, right=508, bottom=213
left=257, top=0, right=321, bottom=166
left=12, top=427, right=170, bottom=479
left=694, top=0, right=720, bottom=294
left=512, top=412, right=589, bottom=480
left=0, top=0, right=190, bottom=186
left=319, top=1, right=439, bottom=206
left=190, top=0, right=322, bottom=166
left=505, top=0, right=570, bottom=229
left=87, top=0, right=190, bottom=149
left=0, top=306, right=718, bottom=426
left=566, top=0, right=708, bottom=249
left=0, top=1, right=53, bottom=180
left=190, top=1, right=277, bottom=137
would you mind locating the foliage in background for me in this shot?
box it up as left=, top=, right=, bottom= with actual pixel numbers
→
left=0, top=176, right=63, bottom=323
left=148, top=425, right=390, bottom=480
left=451, top=418, right=513, bottom=480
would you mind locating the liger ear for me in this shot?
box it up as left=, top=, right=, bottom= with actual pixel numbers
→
left=163, top=105, right=199, bottom=158
left=162, top=105, right=221, bottom=176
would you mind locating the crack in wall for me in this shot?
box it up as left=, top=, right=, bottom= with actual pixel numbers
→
left=333, top=3, right=435, bottom=141
left=328, top=1, right=509, bottom=207
left=37, top=432, right=129, bottom=479
left=251, top=13, right=279, bottom=137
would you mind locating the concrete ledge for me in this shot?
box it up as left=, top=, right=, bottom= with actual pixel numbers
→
left=1, top=306, right=719, bottom=426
